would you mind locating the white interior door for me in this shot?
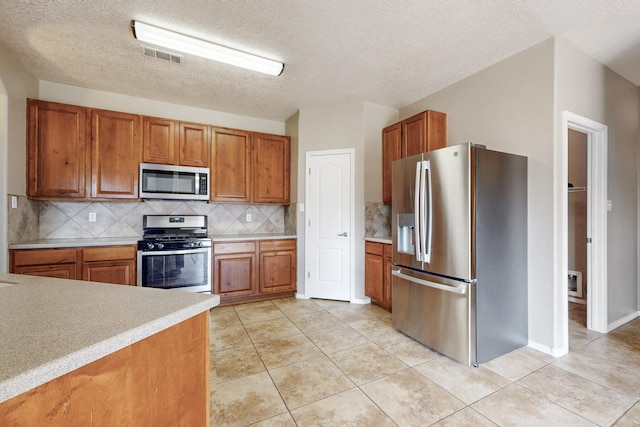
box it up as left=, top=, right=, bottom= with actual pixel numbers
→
left=305, top=149, right=354, bottom=301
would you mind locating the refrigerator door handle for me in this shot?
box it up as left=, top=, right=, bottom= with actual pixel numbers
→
left=423, top=160, right=432, bottom=264
left=392, top=269, right=468, bottom=295
left=414, top=161, right=422, bottom=262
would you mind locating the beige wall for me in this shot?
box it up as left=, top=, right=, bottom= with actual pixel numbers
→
left=294, top=102, right=395, bottom=300
left=0, top=44, right=38, bottom=196
left=555, top=37, right=638, bottom=325
left=0, top=43, right=38, bottom=272
left=400, top=36, right=639, bottom=352
left=401, top=39, right=556, bottom=350
left=38, top=81, right=285, bottom=134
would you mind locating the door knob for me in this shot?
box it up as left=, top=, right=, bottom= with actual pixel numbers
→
left=338, top=232, right=348, bottom=237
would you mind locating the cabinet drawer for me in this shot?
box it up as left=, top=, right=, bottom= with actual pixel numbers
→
left=12, top=248, right=78, bottom=267
left=213, top=242, right=256, bottom=254
left=365, top=242, right=383, bottom=256
left=83, top=245, right=136, bottom=262
left=383, top=243, right=392, bottom=258
left=259, top=239, right=296, bottom=252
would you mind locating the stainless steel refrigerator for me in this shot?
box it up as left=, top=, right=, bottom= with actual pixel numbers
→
left=391, top=142, right=527, bottom=366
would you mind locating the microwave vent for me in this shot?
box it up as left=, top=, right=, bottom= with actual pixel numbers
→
left=141, top=46, right=183, bottom=65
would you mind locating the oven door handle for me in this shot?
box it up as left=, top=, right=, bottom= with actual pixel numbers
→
left=137, top=247, right=211, bottom=256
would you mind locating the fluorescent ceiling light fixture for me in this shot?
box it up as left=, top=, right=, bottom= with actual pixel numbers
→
left=132, top=20, right=284, bottom=76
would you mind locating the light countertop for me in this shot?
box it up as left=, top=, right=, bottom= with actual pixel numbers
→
left=8, top=237, right=140, bottom=250
left=365, top=236, right=392, bottom=244
left=8, top=235, right=297, bottom=249
left=0, top=273, right=219, bottom=403
left=210, top=234, right=297, bottom=242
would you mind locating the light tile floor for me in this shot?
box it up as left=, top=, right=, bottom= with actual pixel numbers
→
left=210, top=299, right=640, bottom=426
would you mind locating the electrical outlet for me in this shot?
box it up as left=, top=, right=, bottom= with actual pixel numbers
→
left=246, top=213, right=252, bottom=222
left=11, top=196, right=17, bottom=209
left=89, top=212, right=97, bottom=222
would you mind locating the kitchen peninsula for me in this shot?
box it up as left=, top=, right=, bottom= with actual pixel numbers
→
left=0, top=273, right=219, bottom=425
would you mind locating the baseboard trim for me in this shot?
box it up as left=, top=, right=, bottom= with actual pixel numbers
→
left=607, top=311, right=640, bottom=332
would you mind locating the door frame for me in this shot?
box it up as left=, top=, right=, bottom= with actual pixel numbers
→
left=0, top=89, right=7, bottom=273
left=303, top=148, right=355, bottom=301
left=558, top=111, right=608, bottom=352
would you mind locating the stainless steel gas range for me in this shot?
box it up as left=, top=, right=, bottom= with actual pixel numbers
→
left=137, top=215, right=212, bottom=293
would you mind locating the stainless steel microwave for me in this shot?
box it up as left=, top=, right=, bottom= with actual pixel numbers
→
left=139, top=163, right=210, bottom=201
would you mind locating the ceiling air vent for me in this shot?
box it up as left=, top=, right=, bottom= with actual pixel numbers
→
left=141, top=46, right=183, bottom=65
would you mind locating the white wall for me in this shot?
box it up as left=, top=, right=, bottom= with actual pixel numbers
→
left=0, top=43, right=38, bottom=272
left=555, top=38, right=638, bottom=325
left=400, top=39, right=557, bottom=350
left=38, top=81, right=285, bottom=135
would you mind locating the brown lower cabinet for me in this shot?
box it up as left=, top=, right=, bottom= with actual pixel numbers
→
left=10, top=245, right=137, bottom=286
left=213, top=239, right=296, bottom=305
left=364, top=241, right=393, bottom=311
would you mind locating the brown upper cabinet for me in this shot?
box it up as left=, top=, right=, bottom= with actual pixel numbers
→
left=253, top=133, right=291, bottom=204
left=211, top=127, right=252, bottom=202
left=142, top=117, right=209, bottom=167
left=211, top=127, right=290, bottom=204
left=382, top=110, right=447, bottom=204
left=27, top=99, right=289, bottom=204
left=27, top=99, right=89, bottom=199
left=91, top=109, right=141, bottom=199
left=142, top=117, right=175, bottom=164
left=27, top=99, right=141, bottom=201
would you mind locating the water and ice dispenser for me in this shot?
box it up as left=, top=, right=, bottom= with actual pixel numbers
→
left=397, top=213, right=415, bottom=254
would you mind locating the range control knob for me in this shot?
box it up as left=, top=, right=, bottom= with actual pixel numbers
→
left=156, top=242, right=165, bottom=250
left=146, top=242, right=155, bottom=250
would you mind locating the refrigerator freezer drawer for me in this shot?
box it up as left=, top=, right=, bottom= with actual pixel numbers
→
left=392, top=270, right=475, bottom=366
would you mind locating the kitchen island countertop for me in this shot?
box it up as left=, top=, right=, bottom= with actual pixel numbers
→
left=0, top=273, right=219, bottom=403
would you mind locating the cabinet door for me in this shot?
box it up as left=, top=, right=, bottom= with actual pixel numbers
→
left=383, top=245, right=393, bottom=307
left=259, top=240, right=296, bottom=293
left=27, top=99, right=88, bottom=199
left=91, top=109, right=141, bottom=199
left=364, top=243, right=384, bottom=303
left=10, top=247, right=80, bottom=279
left=179, top=122, right=209, bottom=167
left=13, top=264, right=78, bottom=280
left=213, top=254, right=256, bottom=296
left=253, top=133, right=290, bottom=204
left=382, top=123, right=401, bottom=204
left=402, top=112, right=428, bottom=157
left=402, top=110, right=447, bottom=157
left=424, top=110, right=447, bottom=151
left=82, top=246, right=136, bottom=286
left=143, top=117, right=177, bottom=164
left=83, top=260, right=135, bottom=285
left=210, top=127, right=252, bottom=202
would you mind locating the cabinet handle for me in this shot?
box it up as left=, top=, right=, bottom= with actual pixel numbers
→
left=337, top=232, right=348, bottom=237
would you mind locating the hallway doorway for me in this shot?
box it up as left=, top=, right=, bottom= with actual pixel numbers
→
left=562, top=112, right=608, bottom=343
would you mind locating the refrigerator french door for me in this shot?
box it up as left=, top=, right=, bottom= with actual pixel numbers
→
left=391, top=143, right=528, bottom=366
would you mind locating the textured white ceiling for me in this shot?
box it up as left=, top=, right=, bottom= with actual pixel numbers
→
left=0, top=1, right=639, bottom=121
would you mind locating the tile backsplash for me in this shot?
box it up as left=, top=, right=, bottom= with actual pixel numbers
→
left=7, top=195, right=39, bottom=244
left=8, top=196, right=386, bottom=244
left=8, top=195, right=289, bottom=243
left=365, top=202, right=391, bottom=237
